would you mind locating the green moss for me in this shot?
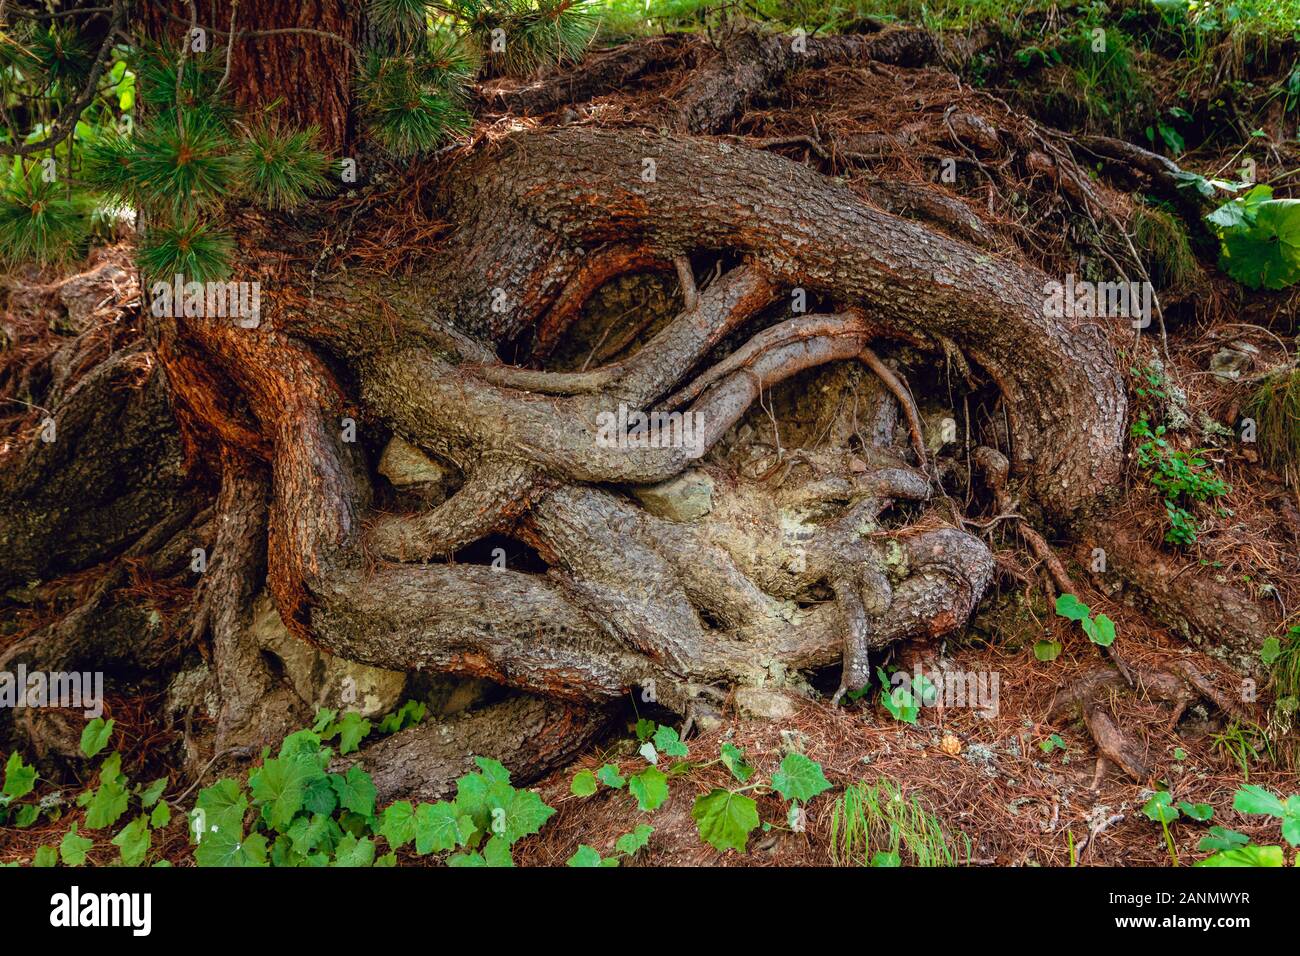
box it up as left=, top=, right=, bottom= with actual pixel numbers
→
left=1245, top=365, right=1300, bottom=483
left=1133, top=203, right=1202, bottom=291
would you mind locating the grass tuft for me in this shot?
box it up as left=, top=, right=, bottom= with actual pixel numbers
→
left=829, top=777, right=970, bottom=867
left=1245, top=365, right=1300, bottom=484
left=1133, top=203, right=1202, bottom=291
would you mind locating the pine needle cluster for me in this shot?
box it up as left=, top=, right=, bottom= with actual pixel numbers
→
left=2, top=0, right=603, bottom=272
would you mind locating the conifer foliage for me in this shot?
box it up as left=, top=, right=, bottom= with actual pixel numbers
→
left=0, top=0, right=599, bottom=276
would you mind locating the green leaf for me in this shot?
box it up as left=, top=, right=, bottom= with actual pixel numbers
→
left=33, top=846, right=57, bottom=868
left=332, top=833, right=376, bottom=867
left=1260, top=637, right=1283, bottom=665
left=330, top=765, right=377, bottom=819
left=628, top=767, right=669, bottom=813
left=312, top=708, right=338, bottom=734
left=378, top=800, right=417, bottom=849
left=249, top=757, right=309, bottom=830
left=14, top=804, right=39, bottom=827
left=111, top=815, right=151, bottom=867
left=1054, top=593, right=1091, bottom=622
left=652, top=725, right=689, bottom=758
left=570, top=769, right=598, bottom=797
left=871, top=850, right=902, bottom=867
left=691, top=789, right=760, bottom=853
left=302, top=775, right=338, bottom=816
left=474, top=756, right=512, bottom=785
left=1283, top=796, right=1300, bottom=848
left=1195, top=844, right=1285, bottom=867
left=1198, top=826, right=1250, bottom=852
left=1142, top=791, right=1180, bottom=824
left=1216, top=198, right=1300, bottom=290
left=499, top=787, right=556, bottom=842
left=335, top=711, right=372, bottom=755
left=452, top=769, right=506, bottom=834
left=720, top=743, right=754, bottom=783
left=482, top=835, right=514, bottom=867
left=287, top=813, right=342, bottom=856
left=377, top=699, right=426, bottom=734
left=278, top=729, right=325, bottom=762
left=84, top=778, right=130, bottom=830
left=79, top=717, right=114, bottom=758
left=2, top=751, right=36, bottom=801
left=1033, top=640, right=1062, bottom=662
left=566, top=845, right=605, bottom=867
left=1177, top=801, right=1214, bottom=822
left=770, top=753, right=832, bottom=803
left=414, top=801, right=469, bottom=854
left=447, top=851, right=487, bottom=867
left=877, top=667, right=919, bottom=724
left=150, top=801, right=171, bottom=830
left=194, top=825, right=269, bottom=868
left=635, top=718, right=656, bottom=741
left=1039, top=733, right=1067, bottom=754
left=194, top=778, right=248, bottom=837
left=60, top=824, right=93, bottom=866
left=1085, top=613, right=1116, bottom=647
left=595, top=764, right=625, bottom=789
left=138, top=776, right=168, bottom=808
left=615, top=824, right=653, bottom=856
left=1233, top=784, right=1285, bottom=817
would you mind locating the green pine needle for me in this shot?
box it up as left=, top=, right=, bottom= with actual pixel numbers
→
left=370, top=0, right=435, bottom=36
left=81, top=128, right=139, bottom=202
left=25, top=26, right=97, bottom=96
left=128, top=118, right=237, bottom=212
left=0, top=168, right=89, bottom=267
left=358, top=51, right=473, bottom=157
left=134, top=42, right=233, bottom=120
left=508, top=0, right=597, bottom=73
left=137, top=215, right=234, bottom=283
left=236, top=124, right=333, bottom=211
left=422, top=29, right=482, bottom=100
left=447, top=0, right=596, bottom=75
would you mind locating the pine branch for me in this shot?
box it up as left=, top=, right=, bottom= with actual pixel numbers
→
left=0, top=0, right=124, bottom=157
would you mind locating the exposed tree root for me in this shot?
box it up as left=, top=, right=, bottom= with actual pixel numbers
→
left=335, top=695, right=613, bottom=804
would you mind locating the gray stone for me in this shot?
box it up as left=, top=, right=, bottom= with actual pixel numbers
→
left=734, top=686, right=798, bottom=721
left=1209, top=341, right=1259, bottom=381
left=378, top=436, right=447, bottom=489
left=250, top=592, right=407, bottom=718
left=632, top=470, right=714, bottom=522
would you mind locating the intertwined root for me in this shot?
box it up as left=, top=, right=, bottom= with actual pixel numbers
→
left=287, top=259, right=998, bottom=712
left=154, top=121, right=1125, bottom=743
